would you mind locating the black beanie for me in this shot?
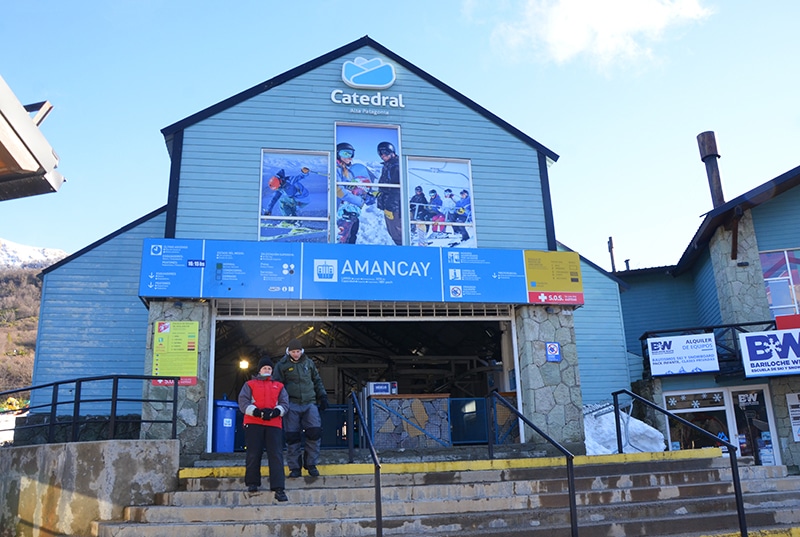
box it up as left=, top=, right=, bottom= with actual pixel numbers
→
left=287, top=339, right=303, bottom=351
left=257, top=356, right=274, bottom=370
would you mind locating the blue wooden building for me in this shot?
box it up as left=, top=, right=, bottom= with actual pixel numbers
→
left=34, top=37, right=634, bottom=457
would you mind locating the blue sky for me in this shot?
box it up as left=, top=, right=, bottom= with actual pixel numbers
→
left=2, top=1, right=798, bottom=271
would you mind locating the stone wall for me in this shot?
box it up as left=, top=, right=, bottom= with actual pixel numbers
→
left=515, top=304, right=585, bottom=455
left=708, top=210, right=771, bottom=325
left=0, top=439, right=179, bottom=537
left=141, top=300, right=213, bottom=459
left=767, top=377, right=800, bottom=473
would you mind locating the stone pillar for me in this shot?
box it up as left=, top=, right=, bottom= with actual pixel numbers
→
left=515, top=304, right=584, bottom=455
left=707, top=209, right=771, bottom=325
left=767, top=378, right=800, bottom=473
left=141, top=300, right=213, bottom=459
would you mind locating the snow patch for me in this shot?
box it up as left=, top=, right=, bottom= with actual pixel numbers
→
left=0, top=238, right=67, bottom=269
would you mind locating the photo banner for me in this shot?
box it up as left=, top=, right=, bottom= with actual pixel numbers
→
left=138, top=238, right=584, bottom=305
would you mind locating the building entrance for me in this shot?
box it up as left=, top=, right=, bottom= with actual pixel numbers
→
left=213, top=318, right=512, bottom=405
left=207, top=300, right=517, bottom=452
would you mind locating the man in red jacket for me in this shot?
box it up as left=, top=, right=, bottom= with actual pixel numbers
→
left=238, top=356, right=290, bottom=501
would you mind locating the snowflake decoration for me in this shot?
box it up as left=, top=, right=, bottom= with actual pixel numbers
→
left=701, top=393, right=708, bottom=399
left=713, top=393, right=723, bottom=403
left=691, top=400, right=700, bottom=408
left=766, top=337, right=782, bottom=355
left=668, top=397, right=678, bottom=407
left=680, top=395, right=687, bottom=401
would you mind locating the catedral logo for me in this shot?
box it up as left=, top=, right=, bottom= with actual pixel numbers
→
left=331, top=57, right=405, bottom=109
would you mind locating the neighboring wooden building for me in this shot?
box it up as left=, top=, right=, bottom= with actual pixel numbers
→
left=618, top=147, right=800, bottom=471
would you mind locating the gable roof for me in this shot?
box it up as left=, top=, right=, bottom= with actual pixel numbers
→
left=673, top=163, right=800, bottom=275
left=41, top=206, right=168, bottom=275
left=160, top=36, right=559, bottom=162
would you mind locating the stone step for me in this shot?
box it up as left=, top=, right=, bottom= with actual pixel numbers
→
left=166, top=475, right=797, bottom=509
left=124, top=488, right=800, bottom=523
left=181, top=466, right=744, bottom=493
left=94, top=503, right=799, bottom=537
left=92, top=450, right=800, bottom=537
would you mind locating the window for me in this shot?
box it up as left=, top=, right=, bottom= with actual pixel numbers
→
left=760, top=249, right=800, bottom=317
left=664, top=386, right=779, bottom=465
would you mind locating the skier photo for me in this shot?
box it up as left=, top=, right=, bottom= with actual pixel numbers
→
left=260, top=150, right=329, bottom=242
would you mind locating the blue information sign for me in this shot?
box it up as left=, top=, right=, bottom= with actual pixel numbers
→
left=138, top=239, right=577, bottom=305
left=442, top=248, right=526, bottom=302
left=139, top=239, right=205, bottom=298
left=202, top=241, right=301, bottom=299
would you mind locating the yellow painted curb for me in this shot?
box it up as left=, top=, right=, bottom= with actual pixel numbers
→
left=694, top=530, right=800, bottom=537
left=179, top=447, right=724, bottom=480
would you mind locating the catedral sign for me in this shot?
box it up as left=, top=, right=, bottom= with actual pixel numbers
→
left=331, top=56, right=406, bottom=110
left=739, top=328, right=800, bottom=377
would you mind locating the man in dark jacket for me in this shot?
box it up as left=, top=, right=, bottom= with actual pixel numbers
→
left=376, top=141, right=403, bottom=245
left=273, top=338, right=329, bottom=478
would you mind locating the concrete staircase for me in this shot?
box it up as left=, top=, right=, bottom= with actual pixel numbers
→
left=92, top=448, right=800, bottom=537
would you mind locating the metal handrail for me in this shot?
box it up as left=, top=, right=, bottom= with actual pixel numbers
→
left=611, top=389, right=747, bottom=537
left=348, top=391, right=383, bottom=537
left=486, top=390, right=579, bottom=537
left=0, top=375, right=180, bottom=445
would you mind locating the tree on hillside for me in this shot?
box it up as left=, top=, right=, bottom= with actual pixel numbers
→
left=0, top=268, right=41, bottom=390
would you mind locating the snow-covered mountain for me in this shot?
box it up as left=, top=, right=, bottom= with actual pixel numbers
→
left=0, top=238, right=68, bottom=270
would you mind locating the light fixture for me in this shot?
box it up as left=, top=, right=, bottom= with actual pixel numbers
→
left=239, top=359, right=250, bottom=370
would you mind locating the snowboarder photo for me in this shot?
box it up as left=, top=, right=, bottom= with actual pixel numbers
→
left=335, top=142, right=376, bottom=244
left=334, top=124, right=399, bottom=245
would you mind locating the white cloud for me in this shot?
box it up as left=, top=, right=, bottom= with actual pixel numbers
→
left=490, top=0, right=712, bottom=67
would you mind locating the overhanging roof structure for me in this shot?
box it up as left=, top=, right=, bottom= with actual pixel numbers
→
left=0, top=75, right=65, bottom=201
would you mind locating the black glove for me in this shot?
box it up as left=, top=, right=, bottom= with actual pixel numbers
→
left=267, top=408, right=281, bottom=419
left=318, top=397, right=329, bottom=411
left=252, top=408, right=264, bottom=419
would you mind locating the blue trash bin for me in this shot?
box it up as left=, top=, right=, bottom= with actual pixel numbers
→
left=213, top=399, right=239, bottom=453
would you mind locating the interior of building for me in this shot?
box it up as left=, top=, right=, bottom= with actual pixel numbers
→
left=213, top=318, right=509, bottom=404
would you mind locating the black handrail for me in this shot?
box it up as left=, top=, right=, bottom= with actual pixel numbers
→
left=486, top=390, right=579, bottom=537
left=348, top=391, right=383, bottom=537
left=611, top=389, right=747, bottom=537
left=0, top=375, right=180, bottom=445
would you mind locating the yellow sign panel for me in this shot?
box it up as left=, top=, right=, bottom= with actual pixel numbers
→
left=152, top=321, right=199, bottom=385
left=523, top=250, right=584, bottom=305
